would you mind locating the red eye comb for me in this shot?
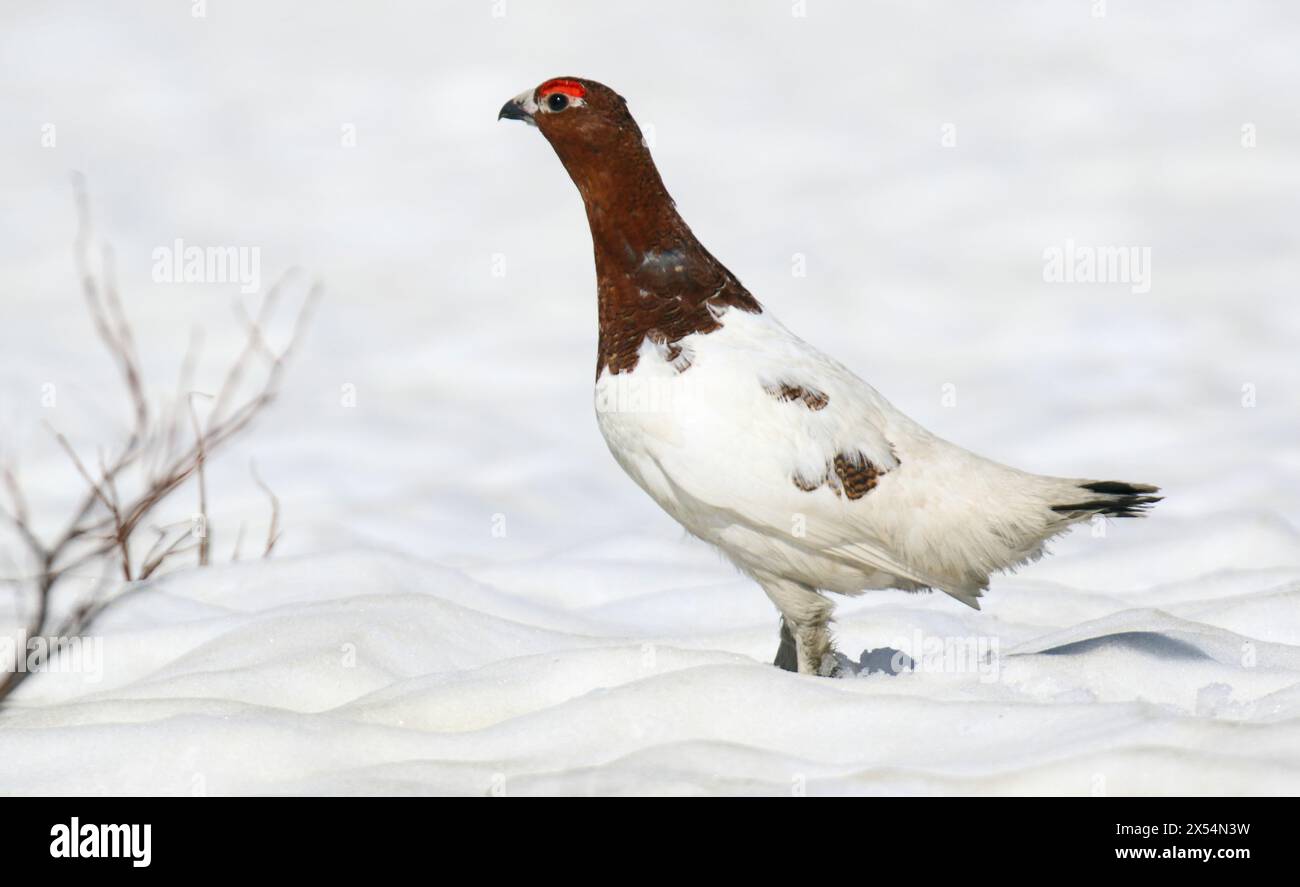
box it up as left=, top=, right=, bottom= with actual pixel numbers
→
left=539, top=78, right=587, bottom=99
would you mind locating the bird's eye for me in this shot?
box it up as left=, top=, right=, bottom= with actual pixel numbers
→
left=547, top=93, right=569, bottom=112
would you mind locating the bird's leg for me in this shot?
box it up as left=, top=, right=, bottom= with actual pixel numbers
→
left=774, top=618, right=798, bottom=672
left=758, top=575, right=838, bottom=676
left=792, top=618, right=837, bottom=676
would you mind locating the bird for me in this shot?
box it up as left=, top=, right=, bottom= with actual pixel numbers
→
left=498, top=77, right=1160, bottom=676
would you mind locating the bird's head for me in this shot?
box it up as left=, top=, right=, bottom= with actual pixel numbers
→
left=498, top=76, right=759, bottom=364
left=498, top=77, right=656, bottom=201
left=498, top=76, right=630, bottom=136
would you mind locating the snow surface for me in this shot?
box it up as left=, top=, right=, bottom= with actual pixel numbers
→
left=2, top=1, right=1299, bottom=795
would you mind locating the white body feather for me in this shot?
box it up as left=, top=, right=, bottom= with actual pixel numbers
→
left=594, top=305, right=1088, bottom=609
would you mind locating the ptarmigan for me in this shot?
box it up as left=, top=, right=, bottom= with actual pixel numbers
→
left=499, top=77, right=1160, bottom=676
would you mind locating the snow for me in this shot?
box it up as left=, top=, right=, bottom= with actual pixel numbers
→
left=2, top=1, right=1299, bottom=795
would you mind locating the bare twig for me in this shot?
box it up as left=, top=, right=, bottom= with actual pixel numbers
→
left=154, top=327, right=204, bottom=475
left=0, top=180, right=314, bottom=706
left=231, top=521, right=246, bottom=563
left=1, top=469, right=42, bottom=561
left=187, top=394, right=212, bottom=566
left=207, top=269, right=297, bottom=431
left=139, top=530, right=196, bottom=580
left=249, top=461, right=281, bottom=558
left=50, top=429, right=131, bottom=581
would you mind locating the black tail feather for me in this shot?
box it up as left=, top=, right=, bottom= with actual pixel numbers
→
left=1053, top=480, right=1162, bottom=518
left=1078, top=480, right=1159, bottom=496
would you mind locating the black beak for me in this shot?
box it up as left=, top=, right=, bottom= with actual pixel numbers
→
left=498, top=98, right=533, bottom=123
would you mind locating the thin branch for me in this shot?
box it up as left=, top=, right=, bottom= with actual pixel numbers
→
left=249, top=461, right=281, bottom=558
left=187, top=394, right=212, bottom=566
left=72, top=177, right=148, bottom=446
left=1, top=468, right=44, bottom=560
left=207, top=268, right=297, bottom=430
left=140, top=524, right=178, bottom=574
left=140, top=531, right=196, bottom=580
left=231, top=521, right=246, bottom=563
left=50, top=429, right=131, bottom=580
left=99, top=244, right=149, bottom=432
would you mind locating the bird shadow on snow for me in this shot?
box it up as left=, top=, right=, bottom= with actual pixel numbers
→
left=1000, top=608, right=1291, bottom=670
left=833, top=647, right=916, bottom=677
left=832, top=630, right=1214, bottom=679
left=1034, top=631, right=1212, bottom=661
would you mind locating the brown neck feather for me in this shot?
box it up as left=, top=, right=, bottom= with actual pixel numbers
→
left=545, top=115, right=761, bottom=378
